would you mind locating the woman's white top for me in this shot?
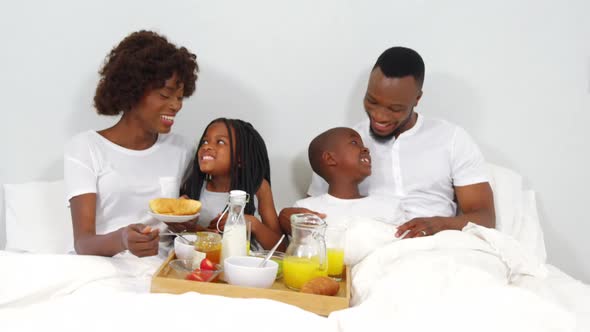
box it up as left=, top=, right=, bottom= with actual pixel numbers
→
left=64, top=130, right=194, bottom=235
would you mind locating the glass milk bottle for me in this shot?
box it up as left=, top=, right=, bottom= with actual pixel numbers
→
left=220, top=190, right=248, bottom=266
left=283, top=213, right=328, bottom=290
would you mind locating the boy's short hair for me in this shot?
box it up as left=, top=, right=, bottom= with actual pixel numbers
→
left=308, top=127, right=348, bottom=181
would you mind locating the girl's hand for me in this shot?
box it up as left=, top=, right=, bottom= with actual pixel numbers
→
left=208, top=213, right=227, bottom=232
left=121, top=224, right=160, bottom=257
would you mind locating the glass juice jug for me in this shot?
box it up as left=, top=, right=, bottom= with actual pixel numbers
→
left=283, top=213, right=328, bottom=290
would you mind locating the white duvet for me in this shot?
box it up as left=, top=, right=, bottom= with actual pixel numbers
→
left=329, top=220, right=589, bottom=332
left=1, top=223, right=589, bottom=332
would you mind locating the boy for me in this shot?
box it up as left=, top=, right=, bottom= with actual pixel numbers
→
left=293, top=127, right=405, bottom=227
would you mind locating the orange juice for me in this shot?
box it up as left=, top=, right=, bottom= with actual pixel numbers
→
left=327, top=248, right=344, bottom=279
left=283, top=256, right=327, bottom=290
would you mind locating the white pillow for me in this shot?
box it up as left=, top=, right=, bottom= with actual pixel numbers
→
left=486, top=163, right=547, bottom=262
left=513, top=190, right=547, bottom=262
left=4, top=180, right=73, bottom=254
left=487, top=163, right=523, bottom=237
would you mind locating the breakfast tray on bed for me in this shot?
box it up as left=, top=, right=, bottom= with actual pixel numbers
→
left=151, top=251, right=351, bottom=316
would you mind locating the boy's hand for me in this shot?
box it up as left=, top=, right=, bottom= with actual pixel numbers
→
left=278, top=207, right=327, bottom=235
left=121, top=224, right=160, bottom=257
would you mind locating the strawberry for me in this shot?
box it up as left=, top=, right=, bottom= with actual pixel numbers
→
left=186, top=269, right=216, bottom=282
left=186, top=271, right=205, bottom=282
left=199, top=258, right=216, bottom=271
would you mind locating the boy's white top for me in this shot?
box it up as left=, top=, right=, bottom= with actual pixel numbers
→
left=64, top=130, right=194, bottom=235
left=294, top=193, right=406, bottom=227
left=308, top=114, right=489, bottom=221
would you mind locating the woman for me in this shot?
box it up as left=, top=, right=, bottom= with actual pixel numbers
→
left=64, top=30, right=199, bottom=257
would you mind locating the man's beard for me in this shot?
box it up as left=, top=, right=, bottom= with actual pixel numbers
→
left=368, top=110, right=414, bottom=143
left=369, top=126, right=396, bottom=142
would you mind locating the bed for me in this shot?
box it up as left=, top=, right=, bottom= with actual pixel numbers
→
left=1, top=164, right=589, bottom=332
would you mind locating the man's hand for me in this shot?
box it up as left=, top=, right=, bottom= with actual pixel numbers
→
left=395, top=217, right=453, bottom=239
left=396, top=182, right=496, bottom=239
left=278, top=207, right=327, bottom=235
left=121, top=224, right=160, bottom=257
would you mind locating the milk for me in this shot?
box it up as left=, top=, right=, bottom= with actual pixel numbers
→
left=219, top=190, right=249, bottom=281
left=221, top=223, right=247, bottom=263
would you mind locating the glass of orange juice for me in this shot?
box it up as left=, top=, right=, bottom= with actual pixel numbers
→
left=326, top=225, right=346, bottom=281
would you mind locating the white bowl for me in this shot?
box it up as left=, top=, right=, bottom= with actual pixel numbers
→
left=224, top=256, right=278, bottom=289
left=174, top=234, right=198, bottom=261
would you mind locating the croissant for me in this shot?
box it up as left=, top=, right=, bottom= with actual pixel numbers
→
left=300, top=276, right=340, bottom=296
left=149, top=198, right=202, bottom=215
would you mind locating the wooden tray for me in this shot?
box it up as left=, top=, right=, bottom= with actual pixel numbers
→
left=151, top=251, right=350, bottom=316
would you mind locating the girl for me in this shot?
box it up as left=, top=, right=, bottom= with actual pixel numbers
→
left=182, top=118, right=285, bottom=251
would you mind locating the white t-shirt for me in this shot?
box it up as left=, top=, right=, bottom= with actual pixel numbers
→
left=64, top=130, right=194, bottom=236
left=308, top=114, right=489, bottom=220
left=294, top=194, right=406, bottom=227
left=197, top=187, right=231, bottom=228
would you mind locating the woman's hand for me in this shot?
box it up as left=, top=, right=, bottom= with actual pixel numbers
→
left=163, top=195, right=203, bottom=232
left=164, top=218, right=202, bottom=233
left=121, top=224, right=160, bottom=257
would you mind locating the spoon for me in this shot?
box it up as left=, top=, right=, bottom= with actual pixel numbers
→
left=258, top=234, right=286, bottom=268
left=162, top=230, right=194, bottom=245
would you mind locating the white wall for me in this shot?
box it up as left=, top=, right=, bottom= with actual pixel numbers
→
left=1, top=0, right=588, bottom=282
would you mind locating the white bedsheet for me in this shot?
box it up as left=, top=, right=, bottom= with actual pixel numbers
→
left=0, top=251, right=161, bottom=307
left=328, top=220, right=589, bottom=332
left=0, top=251, right=333, bottom=331
left=1, top=223, right=588, bottom=332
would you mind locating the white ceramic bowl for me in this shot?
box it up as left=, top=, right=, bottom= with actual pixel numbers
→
left=224, top=256, right=278, bottom=288
left=174, top=234, right=198, bottom=261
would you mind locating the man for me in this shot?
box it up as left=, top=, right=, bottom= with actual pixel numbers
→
left=280, top=46, right=495, bottom=238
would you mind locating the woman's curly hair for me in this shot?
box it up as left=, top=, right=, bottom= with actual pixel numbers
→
left=94, top=30, right=199, bottom=115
